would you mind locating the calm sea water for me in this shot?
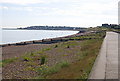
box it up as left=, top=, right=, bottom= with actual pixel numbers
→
left=1, top=29, right=78, bottom=44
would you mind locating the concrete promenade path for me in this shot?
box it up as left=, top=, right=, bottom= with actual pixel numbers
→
left=89, top=32, right=119, bottom=79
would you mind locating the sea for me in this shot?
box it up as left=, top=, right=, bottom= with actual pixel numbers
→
left=0, top=29, right=79, bottom=45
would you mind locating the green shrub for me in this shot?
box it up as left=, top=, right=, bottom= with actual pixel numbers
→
left=54, top=45, right=58, bottom=48
left=40, top=55, right=46, bottom=65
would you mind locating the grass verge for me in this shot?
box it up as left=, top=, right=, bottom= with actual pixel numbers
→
left=46, top=39, right=103, bottom=79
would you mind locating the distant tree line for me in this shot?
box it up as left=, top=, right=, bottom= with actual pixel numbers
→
left=18, top=26, right=86, bottom=31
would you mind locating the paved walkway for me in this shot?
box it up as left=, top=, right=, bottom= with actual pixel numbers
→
left=89, top=32, right=119, bottom=79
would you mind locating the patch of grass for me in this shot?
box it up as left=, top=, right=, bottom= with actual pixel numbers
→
left=70, top=32, right=106, bottom=41
left=60, top=41, right=78, bottom=47
left=48, top=61, right=69, bottom=73
left=77, top=54, right=84, bottom=61
left=26, top=61, right=37, bottom=66
left=46, top=65, right=60, bottom=75
left=58, top=61, right=69, bottom=68
left=62, top=54, right=68, bottom=57
left=24, top=66, right=34, bottom=71
left=42, top=48, right=51, bottom=51
left=36, top=61, right=69, bottom=78
left=30, top=52, right=34, bottom=56
left=20, top=46, right=51, bottom=62
left=46, top=38, right=103, bottom=79
left=23, top=56, right=32, bottom=61
left=34, top=47, right=52, bottom=55
left=2, top=57, right=18, bottom=67
left=35, top=50, right=44, bottom=54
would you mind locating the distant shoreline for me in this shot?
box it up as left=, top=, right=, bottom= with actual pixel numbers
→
left=2, top=25, right=86, bottom=31
left=1, top=29, right=81, bottom=45
left=2, top=28, right=82, bottom=31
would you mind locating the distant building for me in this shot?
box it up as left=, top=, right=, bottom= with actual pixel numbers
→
left=102, top=24, right=111, bottom=27
left=102, top=23, right=120, bottom=29
left=110, top=24, right=118, bottom=26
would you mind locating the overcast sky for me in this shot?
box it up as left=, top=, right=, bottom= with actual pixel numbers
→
left=0, top=0, right=119, bottom=28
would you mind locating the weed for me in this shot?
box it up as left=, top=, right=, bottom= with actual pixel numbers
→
left=58, top=61, right=69, bottom=68
left=80, top=71, right=88, bottom=79
left=62, top=54, right=68, bottom=57
left=78, top=54, right=84, bottom=61
left=23, top=56, right=32, bottom=61
left=26, top=61, right=37, bottom=66
left=42, top=48, right=51, bottom=51
left=24, top=66, right=34, bottom=71
left=67, top=45, right=70, bottom=48
left=30, top=52, right=34, bottom=56
left=40, top=55, right=47, bottom=65
left=46, top=65, right=60, bottom=75
left=47, top=61, right=69, bottom=74
left=36, top=64, right=49, bottom=75
left=35, top=48, right=51, bottom=54
left=54, top=45, right=58, bottom=48
left=36, top=50, right=44, bottom=54
left=2, top=57, right=18, bottom=67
